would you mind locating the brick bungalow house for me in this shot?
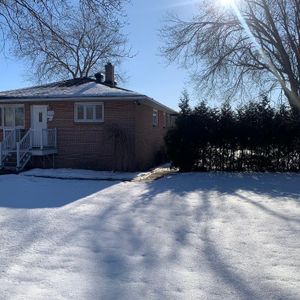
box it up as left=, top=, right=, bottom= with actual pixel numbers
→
left=0, top=63, right=176, bottom=172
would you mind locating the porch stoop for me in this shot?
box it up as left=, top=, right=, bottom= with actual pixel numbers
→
left=0, top=128, right=57, bottom=172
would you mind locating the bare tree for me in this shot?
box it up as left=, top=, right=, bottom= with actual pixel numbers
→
left=161, top=0, right=300, bottom=110
left=0, top=0, right=130, bottom=81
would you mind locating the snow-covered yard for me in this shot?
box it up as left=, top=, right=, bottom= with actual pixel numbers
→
left=0, top=173, right=299, bottom=299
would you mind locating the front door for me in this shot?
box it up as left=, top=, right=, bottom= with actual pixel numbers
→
left=32, top=105, right=48, bottom=148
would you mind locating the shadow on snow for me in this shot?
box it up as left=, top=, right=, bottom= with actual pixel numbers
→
left=0, top=174, right=118, bottom=209
left=0, top=172, right=299, bottom=299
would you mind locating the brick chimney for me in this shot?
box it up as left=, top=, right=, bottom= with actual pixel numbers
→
left=104, top=62, right=115, bottom=87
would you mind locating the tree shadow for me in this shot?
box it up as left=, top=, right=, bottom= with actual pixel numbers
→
left=234, top=191, right=300, bottom=224
left=124, top=173, right=300, bottom=298
left=0, top=172, right=299, bottom=299
left=0, top=174, right=118, bottom=208
left=141, top=172, right=300, bottom=202
left=201, top=223, right=296, bottom=299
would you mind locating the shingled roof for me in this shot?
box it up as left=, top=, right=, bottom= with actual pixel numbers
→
left=0, top=77, right=177, bottom=113
left=0, top=77, right=145, bottom=100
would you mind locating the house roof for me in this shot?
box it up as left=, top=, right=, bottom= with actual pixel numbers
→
left=0, top=77, right=177, bottom=113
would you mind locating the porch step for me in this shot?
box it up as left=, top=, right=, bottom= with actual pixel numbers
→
left=1, top=152, right=31, bottom=172
left=1, top=127, right=57, bottom=172
left=3, top=153, right=17, bottom=165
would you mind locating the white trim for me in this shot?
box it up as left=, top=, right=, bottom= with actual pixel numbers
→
left=31, top=105, right=48, bottom=126
left=0, top=96, right=177, bottom=114
left=152, top=109, right=158, bottom=127
left=163, top=112, right=167, bottom=128
left=31, top=105, right=48, bottom=148
left=0, top=104, right=25, bottom=129
left=74, top=102, right=104, bottom=123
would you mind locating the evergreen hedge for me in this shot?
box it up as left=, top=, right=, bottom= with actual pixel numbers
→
left=165, top=98, right=300, bottom=172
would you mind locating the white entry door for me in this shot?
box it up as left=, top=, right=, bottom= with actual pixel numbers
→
left=32, top=105, right=48, bottom=148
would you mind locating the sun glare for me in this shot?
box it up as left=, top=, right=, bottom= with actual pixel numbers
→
left=219, top=0, right=235, bottom=6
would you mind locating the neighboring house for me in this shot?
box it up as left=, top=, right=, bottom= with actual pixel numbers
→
left=0, top=63, right=176, bottom=172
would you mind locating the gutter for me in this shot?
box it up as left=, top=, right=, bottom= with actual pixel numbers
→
left=0, top=95, right=177, bottom=114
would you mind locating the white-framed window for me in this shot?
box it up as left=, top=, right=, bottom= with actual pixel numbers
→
left=163, top=112, right=167, bottom=128
left=74, top=102, right=104, bottom=123
left=166, top=113, right=170, bottom=127
left=170, top=115, right=176, bottom=128
left=152, top=109, right=158, bottom=127
left=0, top=104, right=25, bottom=128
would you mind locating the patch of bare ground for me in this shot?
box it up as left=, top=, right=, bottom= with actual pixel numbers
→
left=133, top=165, right=178, bottom=182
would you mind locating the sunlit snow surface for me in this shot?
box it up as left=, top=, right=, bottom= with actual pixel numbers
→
left=0, top=81, right=143, bottom=99
left=0, top=173, right=299, bottom=299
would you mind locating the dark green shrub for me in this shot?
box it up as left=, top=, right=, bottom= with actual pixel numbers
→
left=165, top=98, right=300, bottom=172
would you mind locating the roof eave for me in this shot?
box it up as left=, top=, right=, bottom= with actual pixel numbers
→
left=0, top=94, right=146, bottom=102
left=0, top=94, right=177, bottom=113
left=141, top=97, right=177, bottom=114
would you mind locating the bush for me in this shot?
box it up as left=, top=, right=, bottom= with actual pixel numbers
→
left=165, top=98, right=300, bottom=172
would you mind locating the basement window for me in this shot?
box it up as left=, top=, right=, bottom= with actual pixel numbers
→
left=74, top=102, right=104, bottom=123
left=0, top=105, right=25, bottom=128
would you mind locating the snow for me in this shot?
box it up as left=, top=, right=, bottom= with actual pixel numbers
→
left=0, top=172, right=299, bottom=299
left=0, top=81, right=143, bottom=99
left=22, top=168, right=144, bottom=181
left=0, top=79, right=177, bottom=113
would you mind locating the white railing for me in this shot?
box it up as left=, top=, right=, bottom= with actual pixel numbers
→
left=3, top=129, right=17, bottom=151
left=43, top=128, right=57, bottom=149
left=1, top=128, right=57, bottom=170
left=30, top=128, right=57, bottom=149
left=4, top=128, right=20, bottom=142
left=0, top=129, right=18, bottom=167
left=0, top=142, right=2, bottom=168
left=16, top=128, right=57, bottom=170
left=16, top=129, right=32, bottom=169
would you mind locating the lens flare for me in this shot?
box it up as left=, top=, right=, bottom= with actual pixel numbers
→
left=219, top=0, right=235, bottom=6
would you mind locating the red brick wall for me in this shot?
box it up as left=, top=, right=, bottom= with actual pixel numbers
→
left=0, top=99, right=172, bottom=171
left=1, top=100, right=136, bottom=171
left=134, top=102, right=169, bottom=170
left=48, top=101, right=136, bottom=170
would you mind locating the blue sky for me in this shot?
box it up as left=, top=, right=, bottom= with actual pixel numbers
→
left=0, top=1, right=198, bottom=110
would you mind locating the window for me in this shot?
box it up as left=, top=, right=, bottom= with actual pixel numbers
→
left=86, top=105, right=94, bottom=120
left=170, top=115, right=176, bottom=128
left=0, top=105, right=24, bottom=128
left=77, top=104, right=84, bottom=120
left=4, top=107, right=14, bottom=127
left=152, top=109, right=158, bottom=127
left=163, top=112, right=167, bottom=128
left=95, top=105, right=103, bottom=120
left=75, top=102, right=104, bottom=122
left=166, top=113, right=170, bottom=127
left=15, top=107, right=25, bottom=127
left=38, top=112, right=43, bottom=123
